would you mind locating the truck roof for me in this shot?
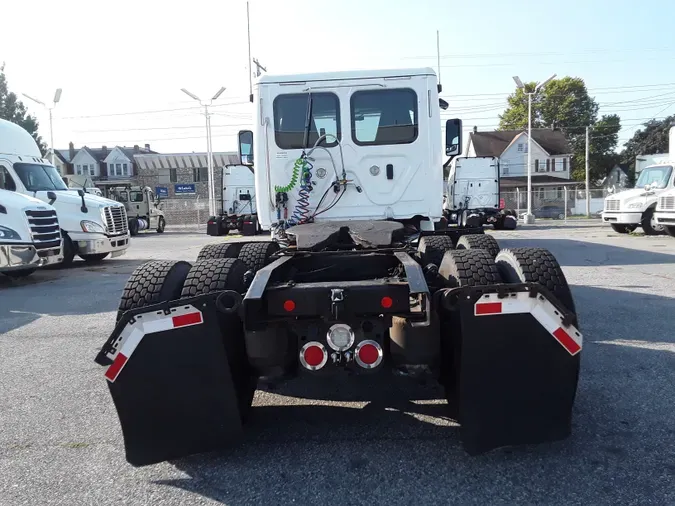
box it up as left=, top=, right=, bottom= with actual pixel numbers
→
left=256, top=67, right=437, bottom=85
left=0, top=119, right=43, bottom=158
left=0, top=188, right=53, bottom=209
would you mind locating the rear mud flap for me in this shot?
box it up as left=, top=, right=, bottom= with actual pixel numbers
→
left=439, top=285, right=581, bottom=455
left=95, top=296, right=243, bottom=466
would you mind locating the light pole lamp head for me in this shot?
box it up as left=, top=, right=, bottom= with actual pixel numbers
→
left=53, top=88, right=62, bottom=104
left=512, top=76, right=524, bottom=89
left=180, top=88, right=201, bottom=102
left=211, top=86, right=226, bottom=100
left=535, top=74, right=557, bottom=92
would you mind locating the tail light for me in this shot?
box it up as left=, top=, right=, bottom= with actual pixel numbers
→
left=299, top=342, right=328, bottom=371
left=355, top=340, right=383, bottom=369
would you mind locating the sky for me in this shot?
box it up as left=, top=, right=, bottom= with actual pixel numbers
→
left=3, top=0, right=675, bottom=155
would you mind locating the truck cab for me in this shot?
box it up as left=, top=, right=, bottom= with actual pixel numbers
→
left=206, top=164, right=259, bottom=236
left=109, top=185, right=165, bottom=235
left=0, top=119, right=130, bottom=264
left=602, top=163, right=673, bottom=235
left=0, top=188, right=63, bottom=277
left=654, top=181, right=675, bottom=237
left=443, top=156, right=515, bottom=230
left=237, top=67, right=458, bottom=237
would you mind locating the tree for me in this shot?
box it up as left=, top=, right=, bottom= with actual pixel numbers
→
left=0, top=63, right=48, bottom=156
left=498, top=77, right=621, bottom=183
left=621, top=115, right=675, bottom=173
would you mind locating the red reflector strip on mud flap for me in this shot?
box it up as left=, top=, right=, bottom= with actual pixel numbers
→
left=105, top=306, right=203, bottom=382
left=474, top=293, right=582, bottom=356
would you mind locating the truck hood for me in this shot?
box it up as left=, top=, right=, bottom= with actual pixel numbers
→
left=37, top=190, right=122, bottom=210
left=0, top=189, right=53, bottom=210
left=606, top=188, right=660, bottom=201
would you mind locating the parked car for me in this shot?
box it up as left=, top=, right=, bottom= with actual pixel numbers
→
left=534, top=204, right=569, bottom=220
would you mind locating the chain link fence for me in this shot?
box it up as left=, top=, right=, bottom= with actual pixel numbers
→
left=156, top=197, right=214, bottom=232
left=501, top=188, right=609, bottom=218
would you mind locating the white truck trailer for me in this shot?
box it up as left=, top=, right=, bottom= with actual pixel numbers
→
left=603, top=124, right=674, bottom=235
left=443, top=156, right=517, bottom=230
left=96, top=67, right=583, bottom=467
left=206, top=164, right=259, bottom=236
left=0, top=119, right=130, bottom=265
left=0, top=188, right=63, bottom=277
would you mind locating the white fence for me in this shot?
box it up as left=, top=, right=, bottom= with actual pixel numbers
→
left=501, top=188, right=608, bottom=217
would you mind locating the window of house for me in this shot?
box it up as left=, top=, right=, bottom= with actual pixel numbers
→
left=193, top=167, right=208, bottom=182
left=517, top=143, right=523, bottom=152
left=351, top=89, right=418, bottom=146
left=534, top=159, right=540, bottom=172
left=170, top=168, right=177, bottom=182
left=273, top=92, right=340, bottom=149
left=89, top=164, right=96, bottom=176
left=502, top=161, right=509, bottom=175
left=0, top=166, right=17, bottom=191
left=563, top=158, right=567, bottom=171
left=122, top=163, right=128, bottom=176
left=557, top=187, right=564, bottom=199
left=546, top=159, right=551, bottom=172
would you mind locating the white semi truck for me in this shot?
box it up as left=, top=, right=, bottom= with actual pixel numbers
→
left=96, top=67, right=583, bottom=467
left=0, top=188, right=63, bottom=277
left=0, top=119, right=130, bottom=265
left=603, top=124, right=674, bottom=235
left=207, top=164, right=259, bottom=236
left=443, top=156, right=517, bottom=230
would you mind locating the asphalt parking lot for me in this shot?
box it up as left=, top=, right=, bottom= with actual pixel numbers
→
left=1, top=222, right=674, bottom=506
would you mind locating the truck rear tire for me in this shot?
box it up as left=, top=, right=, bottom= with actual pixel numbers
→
left=418, top=235, right=455, bottom=267
left=456, top=234, right=500, bottom=259
left=438, top=249, right=502, bottom=287
left=180, top=258, right=256, bottom=420
left=641, top=207, right=665, bottom=235
left=610, top=224, right=636, bottom=234
left=197, top=242, right=244, bottom=261
left=129, top=218, right=139, bottom=237
left=116, top=260, right=192, bottom=322
left=237, top=241, right=280, bottom=273
left=495, top=247, right=575, bottom=314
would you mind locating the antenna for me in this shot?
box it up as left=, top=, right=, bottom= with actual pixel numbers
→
left=436, top=30, right=442, bottom=92
left=247, top=1, right=253, bottom=103
left=253, top=58, right=267, bottom=78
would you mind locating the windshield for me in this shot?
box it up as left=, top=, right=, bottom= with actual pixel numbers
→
left=14, top=163, right=68, bottom=191
left=635, top=166, right=673, bottom=189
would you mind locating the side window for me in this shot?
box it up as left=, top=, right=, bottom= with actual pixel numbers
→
left=130, top=191, right=144, bottom=203
left=273, top=92, right=340, bottom=149
left=351, top=88, right=418, bottom=146
left=0, top=166, right=17, bottom=191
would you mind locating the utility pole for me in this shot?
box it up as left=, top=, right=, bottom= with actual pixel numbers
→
left=246, top=1, right=253, bottom=103
left=252, top=58, right=267, bottom=78
left=585, top=126, right=591, bottom=218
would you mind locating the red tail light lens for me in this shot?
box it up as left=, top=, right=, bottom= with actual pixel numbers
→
left=355, top=340, right=383, bottom=369
left=299, top=342, right=327, bottom=370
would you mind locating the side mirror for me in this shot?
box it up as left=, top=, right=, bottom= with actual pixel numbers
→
left=445, top=119, right=462, bottom=157
left=238, top=130, right=254, bottom=166
left=47, top=191, right=57, bottom=204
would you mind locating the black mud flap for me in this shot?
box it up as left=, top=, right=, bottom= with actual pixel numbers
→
left=439, top=284, right=581, bottom=455
left=94, top=295, right=243, bottom=466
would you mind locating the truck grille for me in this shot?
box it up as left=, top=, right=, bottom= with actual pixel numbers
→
left=658, top=195, right=675, bottom=211
left=605, top=199, right=620, bottom=211
left=104, top=206, right=129, bottom=235
left=24, top=209, right=62, bottom=251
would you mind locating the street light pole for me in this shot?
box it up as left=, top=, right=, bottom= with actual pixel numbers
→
left=22, top=88, right=62, bottom=170
left=181, top=86, right=226, bottom=218
left=585, top=126, right=591, bottom=218
left=512, top=74, right=556, bottom=224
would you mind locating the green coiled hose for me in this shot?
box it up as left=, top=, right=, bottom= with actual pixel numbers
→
left=274, top=157, right=305, bottom=193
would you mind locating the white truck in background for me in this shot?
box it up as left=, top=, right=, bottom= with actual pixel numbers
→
left=0, top=118, right=130, bottom=265
left=603, top=124, right=674, bottom=235
left=443, top=156, right=517, bottom=230
left=0, top=188, right=63, bottom=278
left=207, top=164, right=260, bottom=236
left=653, top=124, right=675, bottom=237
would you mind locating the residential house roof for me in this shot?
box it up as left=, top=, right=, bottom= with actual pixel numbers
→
left=470, top=129, right=571, bottom=157
left=59, top=145, right=158, bottom=163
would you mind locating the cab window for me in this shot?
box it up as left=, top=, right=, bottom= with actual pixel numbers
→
left=0, top=166, right=16, bottom=191
left=273, top=92, right=340, bottom=149
left=130, top=191, right=144, bottom=203
left=351, top=88, right=418, bottom=146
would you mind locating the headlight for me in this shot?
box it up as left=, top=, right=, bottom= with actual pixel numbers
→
left=0, top=225, right=22, bottom=241
left=326, top=323, right=355, bottom=351
left=627, top=202, right=643, bottom=209
left=81, top=220, right=106, bottom=233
